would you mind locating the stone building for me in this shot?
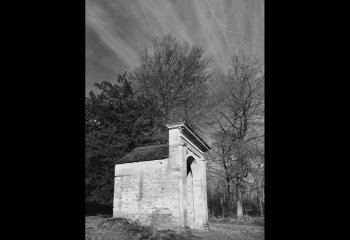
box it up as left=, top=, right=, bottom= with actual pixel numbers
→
left=113, top=122, right=210, bottom=230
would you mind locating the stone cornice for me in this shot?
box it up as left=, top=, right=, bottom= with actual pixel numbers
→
left=166, top=122, right=210, bottom=152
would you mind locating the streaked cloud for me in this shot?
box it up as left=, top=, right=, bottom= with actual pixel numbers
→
left=86, top=0, right=264, bottom=95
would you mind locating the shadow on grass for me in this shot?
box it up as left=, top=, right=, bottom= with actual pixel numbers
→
left=85, top=202, right=112, bottom=217
left=86, top=216, right=201, bottom=240
left=209, top=216, right=264, bottom=226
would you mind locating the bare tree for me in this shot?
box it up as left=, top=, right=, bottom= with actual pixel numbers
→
left=206, top=169, right=227, bottom=218
left=131, top=35, right=212, bottom=131
left=207, top=131, right=236, bottom=217
left=207, top=51, right=264, bottom=219
left=208, top=132, right=263, bottom=217
left=250, top=144, right=264, bottom=217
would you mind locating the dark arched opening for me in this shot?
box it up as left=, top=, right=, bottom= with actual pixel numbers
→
left=187, top=156, right=195, bottom=175
left=187, top=156, right=200, bottom=229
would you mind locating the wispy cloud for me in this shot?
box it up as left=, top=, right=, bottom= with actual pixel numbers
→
left=86, top=0, right=264, bottom=95
left=86, top=1, right=139, bottom=67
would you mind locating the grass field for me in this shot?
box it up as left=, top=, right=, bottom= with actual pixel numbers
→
left=85, top=215, right=264, bottom=240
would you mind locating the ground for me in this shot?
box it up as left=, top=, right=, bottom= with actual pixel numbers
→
left=192, top=222, right=264, bottom=240
left=86, top=216, right=264, bottom=240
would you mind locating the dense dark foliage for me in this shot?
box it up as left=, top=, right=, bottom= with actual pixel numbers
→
left=85, top=73, right=165, bottom=209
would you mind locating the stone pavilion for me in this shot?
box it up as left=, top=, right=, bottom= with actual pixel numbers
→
left=113, top=122, right=210, bottom=230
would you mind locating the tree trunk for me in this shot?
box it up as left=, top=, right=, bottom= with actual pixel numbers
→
left=236, top=184, right=243, bottom=219
left=211, top=201, right=215, bottom=218
left=213, top=206, right=217, bottom=218
left=259, top=195, right=264, bottom=217
left=226, top=180, right=232, bottom=217
left=220, top=197, right=225, bottom=218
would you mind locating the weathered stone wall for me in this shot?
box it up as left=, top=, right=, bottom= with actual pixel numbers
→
left=113, top=123, right=209, bottom=230
left=113, top=159, right=181, bottom=230
left=168, top=125, right=209, bottom=229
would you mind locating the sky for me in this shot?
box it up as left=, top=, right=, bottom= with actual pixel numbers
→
left=86, top=0, right=264, bottom=96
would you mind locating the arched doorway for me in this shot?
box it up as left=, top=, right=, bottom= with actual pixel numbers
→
left=187, top=170, right=195, bottom=228
left=186, top=156, right=202, bottom=229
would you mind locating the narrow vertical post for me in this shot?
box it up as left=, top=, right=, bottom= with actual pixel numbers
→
left=181, top=141, right=188, bottom=228
left=201, top=158, right=209, bottom=228
left=167, top=126, right=185, bottom=228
